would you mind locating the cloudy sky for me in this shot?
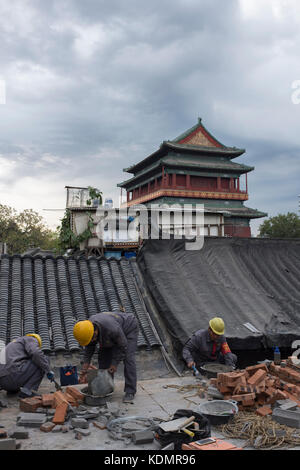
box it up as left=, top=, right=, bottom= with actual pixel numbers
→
left=0, top=0, right=299, bottom=235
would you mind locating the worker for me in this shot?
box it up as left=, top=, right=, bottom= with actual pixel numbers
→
left=73, top=311, right=139, bottom=404
left=0, top=334, right=55, bottom=397
left=182, top=317, right=237, bottom=371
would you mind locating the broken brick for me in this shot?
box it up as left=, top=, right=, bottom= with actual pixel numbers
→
left=256, top=406, right=272, bottom=417
left=247, top=369, right=267, bottom=386
left=53, top=391, right=69, bottom=408
left=246, top=364, right=268, bottom=376
left=232, top=393, right=256, bottom=402
left=19, top=397, right=43, bottom=413
left=52, top=402, right=68, bottom=425
left=40, top=422, right=56, bottom=433
left=218, top=384, right=233, bottom=394
left=65, top=386, right=84, bottom=403
left=64, top=393, right=78, bottom=406
left=42, top=394, right=54, bottom=408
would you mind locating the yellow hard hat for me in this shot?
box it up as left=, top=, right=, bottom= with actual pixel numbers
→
left=26, top=333, right=42, bottom=348
left=209, top=317, right=225, bottom=336
left=73, top=320, right=94, bottom=346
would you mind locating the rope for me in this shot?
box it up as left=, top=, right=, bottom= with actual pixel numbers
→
left=218, top=411, right=300, bottom=449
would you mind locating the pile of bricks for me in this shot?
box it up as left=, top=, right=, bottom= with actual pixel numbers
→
left=210, top=357, right=300, bottom=414
left=19, top=386, right=84, bottom=427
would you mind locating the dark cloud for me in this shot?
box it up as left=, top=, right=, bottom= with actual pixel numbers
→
left=0, top=0, right=299, bottom=233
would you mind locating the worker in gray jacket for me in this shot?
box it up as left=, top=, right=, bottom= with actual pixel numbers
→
left=0, top=334, right=55, bottom=397
left=182, top=317, right=237, bottom=370
left=73, top=311, right=139, bottom=403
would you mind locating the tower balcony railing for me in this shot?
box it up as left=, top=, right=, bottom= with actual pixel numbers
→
left=128, top=182, right=248, bottom=203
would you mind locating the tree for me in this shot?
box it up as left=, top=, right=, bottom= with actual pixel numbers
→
left=0, top=204, right=59, bottom=254
left=258, top=212, right=300, bottom=238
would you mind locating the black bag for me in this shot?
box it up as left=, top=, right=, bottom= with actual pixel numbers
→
left=154, top=409, right=211, bottom=450
left=59, top=365, right=79, bottom=386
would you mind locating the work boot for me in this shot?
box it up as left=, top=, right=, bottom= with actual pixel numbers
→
left=123, top=393, right=135, bottom=404
left=18, top=387, right=41, bottom=399
left=6, top=389, right=20, bottom=396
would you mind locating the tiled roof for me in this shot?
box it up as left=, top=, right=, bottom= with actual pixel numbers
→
left=0, top=255, right=161, bottom=353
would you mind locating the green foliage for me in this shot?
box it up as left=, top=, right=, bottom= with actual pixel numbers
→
left=57, top=186, right=102, bottom=252
left=86, top=186, right=103, bottom=206
left=0, top=204, right=58, bottom=254
left=259, top=212, right=300, bottom=238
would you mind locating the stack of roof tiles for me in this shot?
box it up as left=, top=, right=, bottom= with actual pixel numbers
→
left=210, top=357, right=300, bottom=412
left=0, top=254, right=161, bottom=353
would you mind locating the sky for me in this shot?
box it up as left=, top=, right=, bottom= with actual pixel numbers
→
left=0, top=0, right=300, bottom=236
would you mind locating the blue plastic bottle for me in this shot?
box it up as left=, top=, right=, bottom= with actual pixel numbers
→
left=274, top=346, right=281, bottom=365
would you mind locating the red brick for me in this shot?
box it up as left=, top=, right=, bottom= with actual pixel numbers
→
left=65, top=386, right=84, bottom=403
left=265, top=378, right=276, bottom=388
left=232, top=393, right=256, bottom=402
left=218, top=384, right=233, bottom=394
left=217, top=371, right=247, bottom=388
left=257, top=394, right=267, bottom=406
left=53, top=391, right=69, bottom=408
left=19, top=397, right=43, bottom=412
left=42, top=394, right=54, bottom=408
left=64, top=393, right=78, bottom=406
left=52, top=402, right=68, bottom=425
left=40, top=422, right=56, bottom=433
left=247, top=369, right=267, bottom=386
left=256, top=406, right=272, bottom=417
left=242, top=400, right=256, bottom=407
left=246, top=364, right=268, bottom=376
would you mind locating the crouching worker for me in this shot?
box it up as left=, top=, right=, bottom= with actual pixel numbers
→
left=182, top=317, right=237, bottom=371
left=73, top=311, right=139, bottom=404
left=0, top=334, right=55, bottom=397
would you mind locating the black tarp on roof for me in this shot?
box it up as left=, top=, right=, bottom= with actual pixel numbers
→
left=0, top=255, right=161, bottom=353
left=137, top=238, right=300, bottom=351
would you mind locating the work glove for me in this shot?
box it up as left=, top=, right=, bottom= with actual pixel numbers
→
left=187, top=361, right=195, bottom=369
left=47, top=371, right=55, bottom=382
left=79, top=372, right=87, bottom=384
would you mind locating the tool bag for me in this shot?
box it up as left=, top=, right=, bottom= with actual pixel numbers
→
left=154, top=409, right=211, bottom=450
left=59, top=365, right=79, bottom=386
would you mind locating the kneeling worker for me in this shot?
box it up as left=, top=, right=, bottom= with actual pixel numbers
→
left=182, top=317, right=237, bottom=371
left=73, top=311, right=139, bottom=404
left=0, top=334, right=55, bottom=397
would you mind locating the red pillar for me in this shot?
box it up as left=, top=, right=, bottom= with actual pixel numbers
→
left=186, top=174, right=191, bottom=189
left=217, top=177, right=221, bottom=191
left=246, top=174, right=248, bottom=194
left=172, top=173, right=177, bottom=188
